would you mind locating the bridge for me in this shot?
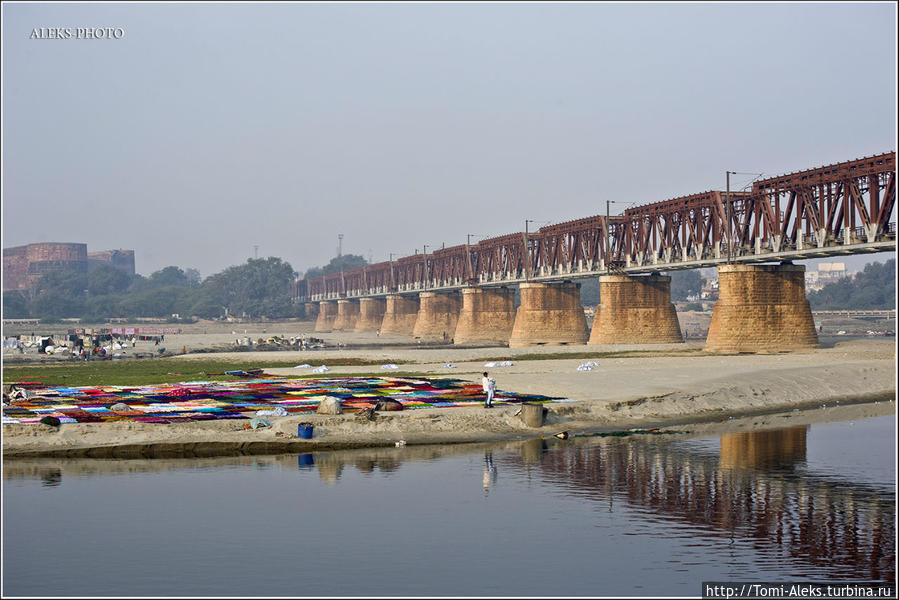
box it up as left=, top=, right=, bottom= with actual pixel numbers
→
left=812, top=309, right=896, bottom=320
left=293, top=151, right=896, bottom=352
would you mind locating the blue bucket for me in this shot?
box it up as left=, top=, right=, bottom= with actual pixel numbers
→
left=298, top=423, right=314, bottom=439
left=297, top=453, right=314, bottom=468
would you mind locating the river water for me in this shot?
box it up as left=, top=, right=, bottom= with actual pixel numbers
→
left=2, top=406, right=895, bottom=597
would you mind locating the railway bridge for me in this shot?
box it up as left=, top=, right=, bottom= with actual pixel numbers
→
left=292, top=152, right=896, bottom=352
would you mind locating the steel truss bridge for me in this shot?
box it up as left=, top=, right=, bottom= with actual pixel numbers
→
left=296, top=152, right=896, bottom=301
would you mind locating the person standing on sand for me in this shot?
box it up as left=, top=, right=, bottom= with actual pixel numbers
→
left=482, top=372, right=496, bottom=408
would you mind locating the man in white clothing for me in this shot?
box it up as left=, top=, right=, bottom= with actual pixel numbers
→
left=482, top=371, right=496, bottom=408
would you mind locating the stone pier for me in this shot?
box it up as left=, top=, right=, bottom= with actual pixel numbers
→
left=354, top=297, right=387, bottom=333
left=332, top=299, right=360, bottom=332
left=314, top=301, right=338, bottom=333
left=589, top=274, right=683, bottom=344
left=412, top=292, right=461, bottom=342
left=705, top=263, right=818, bottom=353
left=509, top=282, right=588, bottom=347
left=303, top=302, right=319, bottom=321
left=454, top=287, right=517, bottom=345
left=379, top=294, right=420, bottom=336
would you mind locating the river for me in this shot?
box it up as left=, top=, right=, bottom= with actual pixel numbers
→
left=2, top=405, right=895, bottom=597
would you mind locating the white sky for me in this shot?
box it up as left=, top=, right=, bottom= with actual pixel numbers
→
left=2, top=2, right=896, bottom=278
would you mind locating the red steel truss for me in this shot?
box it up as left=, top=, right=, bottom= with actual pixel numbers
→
left=300, top=152, right=895, bottom=299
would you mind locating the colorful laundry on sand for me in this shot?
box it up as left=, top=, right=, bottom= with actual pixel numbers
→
left=2, top=377, right=573, bottom=425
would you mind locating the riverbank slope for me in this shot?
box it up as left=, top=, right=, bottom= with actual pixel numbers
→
left=3, top=339, right=895, bottom=458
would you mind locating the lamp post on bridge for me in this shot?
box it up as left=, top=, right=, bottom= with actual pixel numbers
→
left=725, top=171, right=764, bottom=265
left=389, top=253, right=396, bottom=291
left=422, top=244, right=429, bottom=289
left=466, top=234, right=481, bottom=283
left=606, top=201, right=618, bottom=271
left=726, top=171, right=735, bottom=264
left=524, top=220, right=535, bottom=281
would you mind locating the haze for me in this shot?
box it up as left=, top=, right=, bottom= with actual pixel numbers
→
left=2, top=2, right=896, bottom=278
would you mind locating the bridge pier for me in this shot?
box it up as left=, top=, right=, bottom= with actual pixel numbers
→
left=314, top=301, right=338, bottom=333
left=303, top=302, right=319, bottom=321
left=354, top=297, right=386, bottom=332
left=380, top=294, right=420, bottom=336
left=332, top=299, right=360, bottom=332
left=454, top=287, right=516, bottom=346
left=509, top=282, right=588, bottom=347
left=589, top=274, right=683, bottom=344
left=412, top=291, right=461, bottom=342
left=705, top=263, right=818, bottom=353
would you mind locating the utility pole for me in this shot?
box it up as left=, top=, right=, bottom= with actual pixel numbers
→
left=605, top=201, right=616, bottom=270
left=466, top=234, right=476, bottom=282
left=524, top=220, right=534, bottom=281
left=389, top=252, right=396, bottom=290
left=423, top=244, right=429, bottom=289
left=726, top=171, right=734, bottom=264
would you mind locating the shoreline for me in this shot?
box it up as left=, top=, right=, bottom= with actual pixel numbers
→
left=3, top=338, right=895, bottom=459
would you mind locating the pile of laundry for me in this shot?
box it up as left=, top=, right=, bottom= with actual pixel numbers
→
left=2, top=376, right=573, bottom=425
left=484, top=361, right=515, bottom=367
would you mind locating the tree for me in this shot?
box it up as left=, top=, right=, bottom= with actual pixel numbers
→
left=808, top=259, right=895, bottom=309
left=88, top=264, right=134, bottom=296
left=3, top=291, right=29, bottom=318
left=32, top=269, right=88, bottom=298
left=148, top=266, right=193, bottom=288
left=184, top=268, right=202, bottom=287
left=304, top=254, right=368, bottom=279
left=118, top=286, right=192, bottom=318
left=579, top=279, right=601, bottom=306
left=669, top=270, right=703, bottom=301
left=30, top=291, right=85, bottom=319
left=201, top=257, right=298, bottom=318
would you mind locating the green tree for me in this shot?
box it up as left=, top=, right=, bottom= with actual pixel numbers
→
left=3, top=291, right=30, bottom=318
left=30, top=291, right=85, bottom=319
left=579, top=279, right=601, bottom=306
left=669, top=270, right=703, bottom=301
left=119, top=286, right=192, bottom=318
left=304, top=254, right=368, bottom=279
left=808, top=259, right=895, bottom=309
left=184, top=268, right=202, bottom=287
left=88, top=264, right=134, bottom=296
left=32, top=269, right=88, bottom=298
left=201, top=257, right=298, bottom=318
left=148, top=266, right=194, bottom=288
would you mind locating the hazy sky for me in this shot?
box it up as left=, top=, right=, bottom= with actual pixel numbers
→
left=2, top=2, right=896, bottom=278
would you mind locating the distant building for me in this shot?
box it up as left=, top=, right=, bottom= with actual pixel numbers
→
left=805, top=262, right=849, bottom=292
left=3, top=243, right=135, bottom=293
left=3, top=242, right=87, bottom=292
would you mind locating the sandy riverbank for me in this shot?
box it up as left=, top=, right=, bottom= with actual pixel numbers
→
left=2, top=338, right=895, bottom=458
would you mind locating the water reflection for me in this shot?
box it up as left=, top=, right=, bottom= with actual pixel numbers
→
left=4, top=414, right=894, bottom=585
left=39, top=469, right=62, bottom=488
left=720, top=427, right=807, bottom=470
left=503, top=426, right=894, bottom=582
left=483, top=452, right=497, bottom=495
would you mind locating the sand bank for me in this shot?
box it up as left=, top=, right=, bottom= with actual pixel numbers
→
left=2, top=338, right=895, bottom=458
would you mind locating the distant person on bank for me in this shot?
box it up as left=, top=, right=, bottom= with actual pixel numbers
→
left=482, top=372, right=496, bottom=408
